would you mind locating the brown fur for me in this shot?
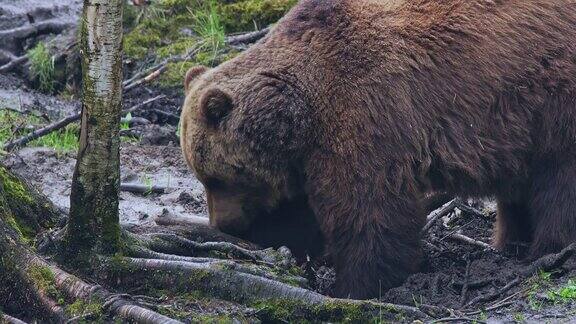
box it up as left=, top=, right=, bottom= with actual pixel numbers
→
left=180, top=0, right=576, bottom=298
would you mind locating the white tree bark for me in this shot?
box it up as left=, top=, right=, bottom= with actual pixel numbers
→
left=66, top=0, right=124, bottom=258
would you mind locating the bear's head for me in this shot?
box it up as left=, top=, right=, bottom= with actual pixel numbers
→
left=180, top=53, right=323, bottom=256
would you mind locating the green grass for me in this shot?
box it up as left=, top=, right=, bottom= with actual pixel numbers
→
left=191, top=0, right=225, bottom=61
left=0, top=109, right=79, bottom=152
left=121, top=112, right=132, bottom=131
left=31, top=124, right=79, bottom=152
left=27, top=43, right=55, bottom=93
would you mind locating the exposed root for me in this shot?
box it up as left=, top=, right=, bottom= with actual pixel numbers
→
left=49, top=260, right=181, bottom=323
left=147, top=233, right=282, bottom=265
left=520, top=242, right=576, bottom=277
left=100, top=256, right=430, bottom=321
left=1, top=314, right=27, bottom=324
left=128, top=246, right=308, bottom=286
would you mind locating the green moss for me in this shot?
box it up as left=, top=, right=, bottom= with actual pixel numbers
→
left=123, top=0, right=294, bottom=89
left=66, top=298, right=104, bottom=319
left=124, top=26, right=163, bottom=59
left=219, top=0, right=297, bottom=31
left=250, top=299, right=389, bottom=323
left=157, top=61, right=198, bottom=89
left=28, top=265, right=63, bottom=302
left=157, top=39, right=198, bottom=59
left=0, top=166, right=33, bottom=205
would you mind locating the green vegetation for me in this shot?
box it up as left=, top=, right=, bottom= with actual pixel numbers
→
left=66, top=298, right=104, bottom=320
left=219, top=0, right=297, bottom=31
left=547, top=278, right=576, bottom=302
left=123, top=0, right=296, bottom=88
left=527, top=270, right=552, bottom=310
left=32, top=124, right=79, bottom=152
left=27, top=43, right=56, bottom=93
left=191, top=0, right=225, bottom=58
left=250, top=299, right=400, bottom=323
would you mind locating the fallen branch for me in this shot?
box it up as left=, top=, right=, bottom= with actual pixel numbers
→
left=151, top=109, right=180, bottom=123
left=431, top=317, right=486, bottom=324
left=123, top=44, right=203, bottom=92
left=422, top=198, right=459, bottom=233
left=0, top=55, right=28, bottom=73
left=422, top=198, right=486, bottom=234
left=0, top=21, right=72, bottom=42
left=449, top=232, right=494, bottom=250
left=520, top=242, right=576, bottom=277
left=226, top=27, right=271, bottom=45
left=120, top=183, right=170, bottom=195
left=3, top=95, right=165, bottom=151
left=462, top=277, right=520, bottom=309
left=155, top=211, right=210, bottom=227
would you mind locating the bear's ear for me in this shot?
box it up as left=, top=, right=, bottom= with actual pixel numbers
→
left=200, top=88, right=233, bottom=127
left=184, top=66, right=209, bottom=92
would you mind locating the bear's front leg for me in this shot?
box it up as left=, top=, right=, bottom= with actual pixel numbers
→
left=327, top=205, right=424, bottom=299
left=306, top=158, right=425, bottom=299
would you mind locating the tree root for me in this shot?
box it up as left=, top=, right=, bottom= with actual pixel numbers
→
left=128, top=246, right=308, bottom=286
left=1, top=314, right=28, bottom=324
left=147, top=233, right=283, bottom=264
left=98, top=256, right=430, bottom=321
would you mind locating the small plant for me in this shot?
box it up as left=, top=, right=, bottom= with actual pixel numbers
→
left=547, top=279, right=576, bottom=302
left=27, top=43, right=55, bottom=93
left=513, top=312, right=525, bottom=322
left=121, top=112, right=132, bottom=130
left=140, top=174, right=154, bottom=195
left=191, top=0, right=225, bottom=61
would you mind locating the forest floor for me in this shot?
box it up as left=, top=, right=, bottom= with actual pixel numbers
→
left=1, top=1, right=575, bottom=323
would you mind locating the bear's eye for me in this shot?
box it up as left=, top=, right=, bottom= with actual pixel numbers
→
left=200, top=88, right=233, bottom=127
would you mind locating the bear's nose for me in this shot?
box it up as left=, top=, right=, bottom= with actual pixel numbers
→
left=206, top=189, right=252, bottom=235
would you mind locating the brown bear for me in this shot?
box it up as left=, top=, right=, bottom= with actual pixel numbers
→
left=180, top=0, right=576, bottom=299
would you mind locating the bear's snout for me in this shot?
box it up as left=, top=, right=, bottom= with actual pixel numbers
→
left=206, top=189, right=255, bottom=235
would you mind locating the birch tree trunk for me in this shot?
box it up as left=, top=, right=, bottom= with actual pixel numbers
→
left=66, top=0, right=124, bottom=259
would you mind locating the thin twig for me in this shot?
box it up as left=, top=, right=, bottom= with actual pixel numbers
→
left=225, top=26, right=271, bottom=45
left=463, top=277, right=521, bottom=308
